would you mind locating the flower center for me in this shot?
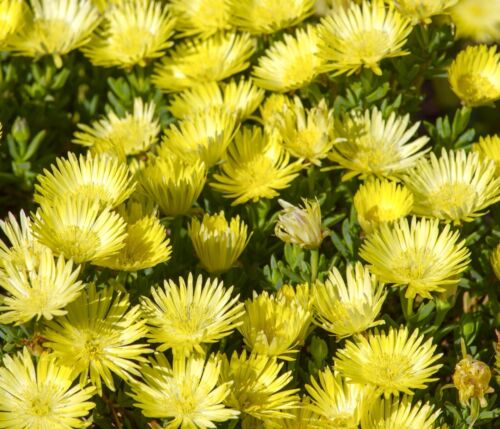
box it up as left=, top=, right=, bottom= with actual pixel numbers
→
left=429, top=182, right=477, bottom=217
left=56, top=226, right=100, bottom=262
left=351, top=30, right=391, bottom=64
left=28, top=395, right=53, bottom=417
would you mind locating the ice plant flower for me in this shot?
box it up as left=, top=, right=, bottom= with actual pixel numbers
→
left=130, top=353, right=239, bottom=428
left=387, top=0, right=458, bottom=24
left=448, top=44, right=500, bottom=107
left=33, top=197, right=128, bottom=264
left=188, top=211, right=250, bottom=273
left=229, top=0, right=315, bottom=34
left=318, top=0, right=412, bottom=76
left=453, top=354, right=494, bottom=407
left=361, top=395, right=441, bottom=428
left=404, top=149, right=500, bottom=223
left=277, top=97, right=335, bottom=166
left=0, top=349, right=95, bottom=429
left=330, top=107, right=429, bottom=180
left=141, top=273, right=244, bottom=356
left=354, top=178, right=413, bottom=233
left=275, top=198, right=326, bottom=250
left=335, top=327, right=442, bottom=397
left=252, top=26, right=325, bottom=92
left=220, top=350, right=300, bottom=423
left=211, top=126, right=302, bottom=205
left=313, top=262, right=387, bottom=338
left=450, top=0, right=500, bottom=43
left=0, top=0, right=26, bottom=48
left=43, top=284, right=151, bottom=395
left=9, top=0, right=100, bottom=66
left=153, top=32, right=255, bottom=92
left=34, top=152, right=135, bottom=208
left=472, top=134, right=500, bottom=176
left=82, top=0, right=175, bottom=68
left=492, top=243, right=500, bottom=281
left=73, top=98, right=160, bottom=157
left=268, top=397, right=325, bottom=428
left=0, top=247, right=83, bottom=324
left=360, top=216, right=470, bottom=299
left=136, top=156, right=206, bottom=217
left=259, top=93, right=294, bottom=129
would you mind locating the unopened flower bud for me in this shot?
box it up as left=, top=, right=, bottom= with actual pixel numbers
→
left=453, top=354, right=494, bottom=407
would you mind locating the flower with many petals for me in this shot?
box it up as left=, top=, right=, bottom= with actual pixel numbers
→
left=473, top=134, right=500, bottom=176
left=450, top=0, right=500, bottom=43
left=387, top=0, right=458, bottom=24
left=0, top=0, right=26, bottom=48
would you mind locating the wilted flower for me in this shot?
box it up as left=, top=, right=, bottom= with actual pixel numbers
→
left=453, top=353, right=494, bottom=407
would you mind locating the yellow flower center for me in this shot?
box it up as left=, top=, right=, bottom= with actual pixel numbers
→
left=457, top=74, right=498, bottom=104
left=56, top=226, right=100, bottom=262
left=28, top=395, right=53, bottom=417
left=351, top=29, right=391, bottom=65
left=112, top=26, right=154, bottom=61
left=393, top=249, right=433, bottom=281
left=371, top=353, right=412, bottom=386
left=364, top=202, right=401, bottom=224
left=429, top=182, right=477, bottom=215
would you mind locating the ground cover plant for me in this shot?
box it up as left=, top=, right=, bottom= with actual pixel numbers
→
left=0, top=0, right=499, bottom=428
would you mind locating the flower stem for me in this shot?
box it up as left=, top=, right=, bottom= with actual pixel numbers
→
left=310, top=248, right=319, bottom=283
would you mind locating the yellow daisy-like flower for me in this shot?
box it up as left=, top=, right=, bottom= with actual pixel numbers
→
left=450, top=0, right=500, bottom=43
left=472, top=135, right=500, bottom=176
left=336, top=327, right=442, bottom=397
left=277, top=97, right=335, bottom=166
left=0, top=0, right=26, bottom=48
left=229, top=0, right=315, bottom=34
left=404, top=149, right=500, bottom=223
left=252, top=26, right=325, bottom=92
left=361, top=395, right=441, bottom=428
left=43, top=284, right=151, bottom=395
left=359, top=216, right=470, bottom=299
left=159, top=107, right=238, bottom=167
left=33, top=197, right=127, bottom=264
left=34, top=152, right=135, bottom=208
left=259, top=93, right=294, bottom=130
left=448, top=44, right=500, bottom=107
left=168, top=79, right=264, bottom=120
left=354, top=178, right=414, bottom=233
left=211, top=127, right=303, bottom=205
left=492, top=243, right=500, bottom=281
left=0, top=349, right=95, bottom=429
left=141, top=273, right=244, bottom=356
left=73, top=98, right=160, bottom=157
left=131, top=353, right=239, bottom=428
left=239, top=288, right=312, bottom=360
left=220, top=350, right=300, bottom=422
left=305, top=366, right=369, bottom=427
left=267, top=397, right=325, bottom=428
left=9, top=0, right=100, bottom=66
left=318, top=0, right=412, bottom=76
left=313, top=262, right=387, bottom=338
left=0, top=247, right=83, bottom=324
left=136, top=156, right=206, bottom=217
left=330, top=107, right=429, bottom=180
left=387, top=0, right=458, bottom=24
left=153, top=32, right=255, bottom=92
left=82, top=0, right=175, bottom=68
left=188, top=211, right=250, bottom=273
left=170, top=0, right=232, bottom=38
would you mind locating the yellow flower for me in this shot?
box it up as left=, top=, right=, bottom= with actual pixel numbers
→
left=472, top=134, right=500, bottom=176
left=239, top=288, right=312, bottom=360
left=404, top=149, right=500, bottom=223
left=82, top=0, right=175, bottom=68
left=131, top=353, right=239, bottom=428
left=259, top=93, right=294, bottom=129
left=266, top=397, right=325, bottom=428
left=33, top=196, right=128, bottom=264
left=136, top=156, right=206, bottom=217
left=9, top=0, right=100, bottom=65
left=387, top=0, right=458, bottom=24
left=153, top=32, right=255, bottom=92
left=43, top=284, right=151, bottom=395
left=359, top=216, right=470, bottom=299
left=220, top=350, right=300, bottom=422
left=168, top=79, right=264, bottom=120
left=0, top=349, right=95, bottom=429
left=34, top=152, right=135, bottom=208
left=275, top=199, right=326, bottom=249
left=318, top=0, right=412, bottom=76
left=450, top=0, right=500, bottom=43
left=354, top=178, right=413, bottom=233
left=330, top=107, right=429, bottom=180
left=361, top=395, right=441, bottom=428
left=448, top=44, right=500, bottom=107
left=492, top=243, right=500, bottom=281
left=211, top=127, right=302, bottom=205
left=141, top=273, right=244, bottom=356
left=0, top=0, right=26, bottom=48
left=252, top=26, right=325, bottom=92
left=277, top=97, right=335, bottom=166
left=73, top=98, right=160, bottom=156
left=0, top=247, right=83, bottom=324
left=188, top=211, right=250, bottom=273
left=159, top=107, right=238, bottom=167
left=313, top=262, right=387, bottom=338
left=453, top=354, right=494, bottom=407
left=229, top=0, right=315, bottom=34
left=305, top=366, right=369, bottom=427
left=335, top=327, right=442, bottom=397
left=170, top=0, right=232, bottom=38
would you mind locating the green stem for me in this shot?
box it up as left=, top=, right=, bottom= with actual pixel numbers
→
left=310, top=248, right=319, bottom=283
